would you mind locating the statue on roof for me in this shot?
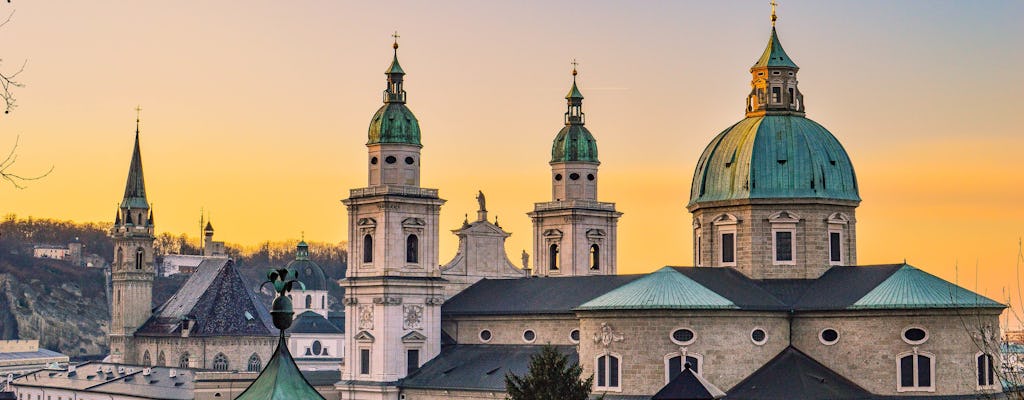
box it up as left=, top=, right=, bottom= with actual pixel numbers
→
left=476, top=190, right=487, bottom=212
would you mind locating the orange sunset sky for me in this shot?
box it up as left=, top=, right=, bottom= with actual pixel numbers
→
left=3, top=2, right=1023, bottom=315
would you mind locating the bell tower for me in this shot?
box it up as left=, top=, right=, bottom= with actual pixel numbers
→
left=339, top=35, right=445, bottom=400
left=528, top=65, right=622, bottom=277
left=108, top=112, right=155, bottom=363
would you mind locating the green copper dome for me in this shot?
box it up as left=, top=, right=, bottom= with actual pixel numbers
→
left=688, top=115, right=859, bottom=206
left=367, top=103, right=421, bottom=145
left=285, top=241, right=327, bottom=291
left=551, top=125, right=598, bottom=163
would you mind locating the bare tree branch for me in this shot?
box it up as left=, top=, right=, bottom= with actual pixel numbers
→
left=0, top=10, right=24, bottom=114
left=1, top=135, right=52, bottom=189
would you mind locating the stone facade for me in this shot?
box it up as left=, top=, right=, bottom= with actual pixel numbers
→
left=130, top=336, right=277, bottom=371
left=399, top=388, right=502, bottom=400
left=691, top=199, right=857, bottom=279
left=445, top=315, right=580, bottom=346
left=441, top=209, right=524, bottom=298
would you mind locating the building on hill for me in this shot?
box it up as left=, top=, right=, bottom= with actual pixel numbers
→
left=160, top=221, right=229, bottom=277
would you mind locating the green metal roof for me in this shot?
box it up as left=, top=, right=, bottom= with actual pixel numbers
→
left=689, top=115, right=859, bottom=206
left=235, top=337, right=325, bottom=400
left=120, top=132, right=150, bottom=210
left=386, top=54, right=405, bottom=75
left=849, top=264, right=1005, bottom=310
left=752, top=27, right=798, bottom=69
left=576, top=267, right=738, bottom=310
left=565, top=81, right=583, bottom=100
left=367, top=103, right=421, bottom=145
left=551, top=125, right=598, bottom=163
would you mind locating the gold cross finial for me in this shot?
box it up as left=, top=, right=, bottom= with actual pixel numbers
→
left=134, top=105, right=142, bottom=132
left=392, top=31, right=400, bottom=50
left=571, top=58, right=579, bottom=76
left=770, top=0, right=778, bottom=26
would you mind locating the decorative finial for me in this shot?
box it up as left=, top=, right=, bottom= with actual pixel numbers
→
left=134, top=105, right=142, bottom=132
left=301, top=231, right=305, bottom=241
left=392, top=31, right=400, bottom=50
left=571, top=58, right=579, bottom=78
left=770, top=0, right=778, bottom=27
left=261, top=268, right=306, bottom=334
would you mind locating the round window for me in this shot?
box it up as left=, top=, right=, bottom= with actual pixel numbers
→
left=479, top=330, right=492, bottom=342
left=670, top=328, right=696, bottom=345
left=902, top=327, right=928, bottom=344
left=569, top=329, right=580, bottom=343
left=819, top=328, right=839, bottom=345
left=370, top=157, right=379, bottom=165
left=751, top=328, right=767, bottom=345
left=405, top=156, right=415, bottom=165
left=587, top=174, right=595, bottom=181
left=569, top=173, right=580, bottom=180
left=554, top=174, right=563, bottom=181
left=385, top=156, right=397, bottom=164
left=523, top=330, right=536, bottom=343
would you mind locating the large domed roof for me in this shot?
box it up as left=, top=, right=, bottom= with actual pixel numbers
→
left=367, top=103, right=420, bottom=145
left=285, top=242, right=328, bottom=291
left=688, top=115, right=859, bottom=206
left=551, top=125, right=598, bottom=163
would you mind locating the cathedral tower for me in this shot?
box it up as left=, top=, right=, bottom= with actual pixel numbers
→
left=108, top=118, right=155, bottom=363
left=339, top=37, right=445, bottom=400
left=528, top=67, right=622, bottom=277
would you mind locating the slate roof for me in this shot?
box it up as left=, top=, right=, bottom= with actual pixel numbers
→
left=727, top=346, right=871, bottom=400
left=288, top=311, right=343, bottom=335
left=120, top=131, right=149, bottom=210
left=443, top=274, right=644, bottom=316
left=651, top=365, right=725, bottom=400
left=11, top=362, right=195, bottom=400
left=399, top=345, right=576, bottom=391
left=577, top=267, right=737, bottom=310
left=135, top=259, right=276, bottom=337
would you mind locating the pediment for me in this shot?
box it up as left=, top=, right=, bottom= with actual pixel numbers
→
left=543, top=229, right=563, bottom=238
left=711, top=213, right=739, bottom=226
left=353, top=330, right=375, bottom=343
left=402, top=217, right=426, bottom=227
left=358, top=218, right=377, bottom=227
left=401, top=331, right=427, bottom=343
left=826, top=212, right=850, bottom=225
left=586, top=229, right=606, bottom=239
left=768, top=210, right=800, bottom=224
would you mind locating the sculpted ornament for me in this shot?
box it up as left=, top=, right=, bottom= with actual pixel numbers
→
left=403, top=305, right=424, bottom=330
left=358, top=305, right=374, bottom=330
left=593, top=323, right=624, bottom=348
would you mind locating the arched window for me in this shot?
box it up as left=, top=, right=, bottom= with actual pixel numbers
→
left=247, top=354, right=262, bottom=372
left=362, top=234, right=373, bottom=263
left=666, top=354, right=702, bottom=382
left=305, top=295, right=312, bottom=309
left=157, top=351, right=166, bottom=366
left=596, top=354, right=620, bottom=390
left=179, top=352, right=190, bottom=369
left=897, top=351, right=933, bottom=391
left=406, top=235, right=419, bottom=263
left=549, top=244, right=559, bottom=270
left=590, top=244, right=600, bottom=270
left=978, top=353, right=996, bottom=388
left=135, top=247, right=144, bottom=270
left=116, top=248, right=124, bottom=268
left=212, top=353, right=229, bottom=371
left=142, top=350, right=152, bottom=366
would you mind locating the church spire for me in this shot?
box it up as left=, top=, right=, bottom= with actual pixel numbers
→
left=565, top=60, right=585, bottom=125
left=121, top=111, right=149, bottom=210
left=384, top=31, right=407, bottom=104
left=745, top=2, right=804, bottom=117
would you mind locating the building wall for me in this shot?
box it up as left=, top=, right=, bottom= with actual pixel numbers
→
left=576, top=311, right=789, bottom=396
left=131, top=336, right=277, bottom=371
left=445, top=315, right=580, bottom=346
left=400, top=388, right=502, bottom=400
left=792, top=310, right=1003, bottom=396
left=529, top=207, right=620, bottom=277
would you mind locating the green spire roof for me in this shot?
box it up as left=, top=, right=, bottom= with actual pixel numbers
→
left=234, top=337, right=326, bottom=400
left=551, top=72, right=598, bottom=163
left=752, top=27, right=798, bottom=69
left=849, top=264, right=1005, bottom=310
left=386, top=54, right=405, bottom=75
left=576, top=267, right=738, bottom=310
left=368, top=41, right=420, bottom=146
left=566, top=81, right=583, bottom=100
left=120, top=131, right=149, bottom=210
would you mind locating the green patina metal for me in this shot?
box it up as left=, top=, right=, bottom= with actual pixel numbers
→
left=688, top=115, right=860, bottom=206
left=576, top=267, right=737, bottom=310
left=235, top=269, right=324, bottom=400
left=752, top=27, right=798, bottom=69
left=367, top=103, right=421, bottom=146
left=566, top=81, right=583, bottom=100
left=551, top=77, right=598, bottom=163
left=386, top=54, right=405, bottom=75
left=849, top=264, right=1005, bottom=310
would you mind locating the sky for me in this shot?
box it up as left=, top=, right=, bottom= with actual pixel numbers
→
left=3, top=1, right=1023, bottom=315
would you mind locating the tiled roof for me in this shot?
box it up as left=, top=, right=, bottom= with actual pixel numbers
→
left=136, top=259, right=275, bottom=337
left=849, top=264, right=1004, bottom=310
left=577, top=267, right=737, bottom=311
left=399, top=345, right=577, bottom=392
left=443, top=274, right=643, bottom=316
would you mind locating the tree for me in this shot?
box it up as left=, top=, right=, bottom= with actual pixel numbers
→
left=505, top=345, right=595, bottom=400
left=0, top=8, right=49, bottom=189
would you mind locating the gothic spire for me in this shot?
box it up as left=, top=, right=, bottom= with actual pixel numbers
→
left=121, top=118, right=149, bottom=210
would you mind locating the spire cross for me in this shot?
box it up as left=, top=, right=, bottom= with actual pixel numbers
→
left=134, top=105, right=142, bottom=131
left=571, top=58, right=579, bottom=76
left=392, top=31, right=400, bottom=50
left=770, top=0, right=778, bottom=26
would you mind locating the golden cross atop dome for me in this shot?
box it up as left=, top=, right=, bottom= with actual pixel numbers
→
left=571, top=58, right=578, bottom=76
left=392, top=31, right=400, bottom=49
left=770, top=0, right=778, bottom=26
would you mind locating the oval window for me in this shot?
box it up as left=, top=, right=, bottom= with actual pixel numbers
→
left=587, top=174, right=595, bottom=181
left=370, top=157, right=379, bottom=165
left=819, top=328, right=839, bottom=345
left=902, top=327, right=928, bottom=344
left=751, top=328, right=767, bottom=345
left=311, top=340, right=322, bottom=355
left=569, top=173, right=580, bottom=180
left=479, top=330, right=492, bottom=342
left=523, top=330, right=536, bottom=343
left=405, top=156, right=415, bottom=165
left=554, top=174, right=563, bottom=181
left=670, top=328, right=695, bottom=345
left=385, top=156, right=397, bottom=164
left=569, top=329, right=580, bottom=343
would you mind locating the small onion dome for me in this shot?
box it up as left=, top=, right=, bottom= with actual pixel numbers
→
left=551, top=125, right=599, bottom=163
left=367, top=103, right=421, bottom=145
left=689, top=115, right=859, bottom=207
left=285, top=242, right=327, bottom=291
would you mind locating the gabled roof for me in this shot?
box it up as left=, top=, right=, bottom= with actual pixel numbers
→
left=288, top=311, right=343, bottom=335
left=849, top=264, right=1004, bottom=310
left=443, top=275, right=644, bottom=316
left=651, top=365, right=725, bottom=400
left=399, top=345, right=577, bottom=392
left=788, top=265, right=904, bottom=310
left=135, top=259, right=275, bottom=337
left=235, top=337, right=325, bottom=400
left=727, top=346, right=870, bottom=399
left=577, top=267, right=737, bottom=311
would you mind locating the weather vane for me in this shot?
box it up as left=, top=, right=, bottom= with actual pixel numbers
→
left=770, top=0, right=778, bottom=26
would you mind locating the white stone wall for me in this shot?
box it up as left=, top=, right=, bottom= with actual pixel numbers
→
left=446, top=315, right=580, bottom=346
left=529, top=206, right=621, bottom=277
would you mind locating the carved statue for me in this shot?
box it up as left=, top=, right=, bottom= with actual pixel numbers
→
left=476, top=190, right=487, bottom=212
left=521, top=250, right=529, bottom=269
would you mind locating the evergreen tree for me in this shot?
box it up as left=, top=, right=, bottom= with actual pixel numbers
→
left=505, top=344, right=595, bottom=400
